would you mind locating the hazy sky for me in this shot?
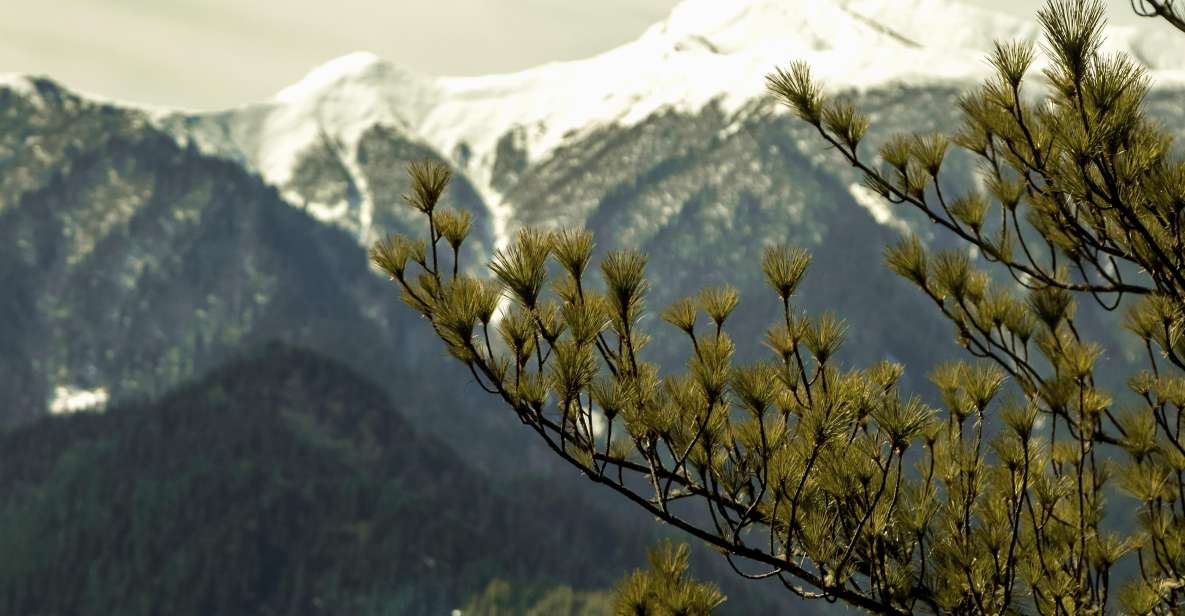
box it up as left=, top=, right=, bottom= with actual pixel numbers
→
left=0, top=0, right=1147, bottom=110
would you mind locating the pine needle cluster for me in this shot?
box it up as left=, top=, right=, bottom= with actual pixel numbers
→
left=370, top=1, right=1185, bottom=613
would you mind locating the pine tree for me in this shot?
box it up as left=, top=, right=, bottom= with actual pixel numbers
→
left=613, top=541, right=726, bottom=616
left=370, top=2, right=1185, bottom=613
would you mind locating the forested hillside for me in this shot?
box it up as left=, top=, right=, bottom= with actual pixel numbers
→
left=0, top=343, right=795, bottom=615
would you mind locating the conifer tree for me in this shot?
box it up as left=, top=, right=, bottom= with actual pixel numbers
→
left=613, top=541, right=726, bottom=616
left=370, top=1, right=1185, bottom=612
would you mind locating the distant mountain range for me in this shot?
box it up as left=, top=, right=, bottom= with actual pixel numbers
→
left=2, top=1, right=1184, bottom=612
left=5, top=0, right=1181, bottom=429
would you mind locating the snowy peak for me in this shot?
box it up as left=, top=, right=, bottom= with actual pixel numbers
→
left=274, top=51, right=390, bottom=103
left=835, top=0, right=1037, bottom=51
left=642, top=0, right=1032, bottom=57
left=270, top=50, right=440, bottom=134
left=639, top=0, right=1185, bottom=71
left=274, top=51, right=435, bottom=107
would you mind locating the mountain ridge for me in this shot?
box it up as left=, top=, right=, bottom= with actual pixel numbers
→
left=9, top=1, right=1181, bottom=249
left=139, top=0, right=1185, bottom=248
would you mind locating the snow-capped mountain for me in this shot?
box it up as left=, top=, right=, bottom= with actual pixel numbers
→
left=0, top=0, right=1180, bottom=442
left=158, top=0, right=1185, bottom=247
left=0, top=7, right=1180, bottom=613
left=143, top=0, right=1180, bottom=393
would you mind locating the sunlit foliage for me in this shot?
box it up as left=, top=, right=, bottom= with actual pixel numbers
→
left=372, top=1, right=1185, bottom=612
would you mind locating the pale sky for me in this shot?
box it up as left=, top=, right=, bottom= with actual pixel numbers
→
left=0, top=0, right=1147, bottom=110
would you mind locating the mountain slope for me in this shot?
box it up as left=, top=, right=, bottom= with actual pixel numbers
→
left=0, top=344, right=620, bottom=614
left=7, top=0, right=1181, bottom=422
left=0, top=81, right=560, bottom=477
left=148, top=0, right=1185, bottom=390
left=0, top=343, right=796, bottom=615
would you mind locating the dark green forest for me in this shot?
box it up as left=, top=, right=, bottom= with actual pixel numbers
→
left=0, top=344, right=683, bottom=615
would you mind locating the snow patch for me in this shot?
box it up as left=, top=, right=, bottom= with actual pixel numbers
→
left=49, top=385, right=109, bottom=415
left=274, top=52, right=387, bottom=104
left=592, top=409, right=608, bottom=439
left=332, top=136, right=376, bottom=244
left=0, top=74, right=44, bottom=111
left=849, top=182, right=911, bottom=235
left=0, top=73, right=37, bottom=97
left=302, top=198, right=351, bottom=222
left=485, top=190, right=514, bottom=253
